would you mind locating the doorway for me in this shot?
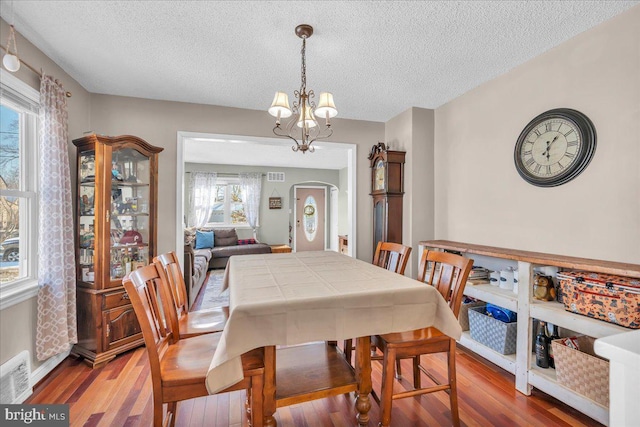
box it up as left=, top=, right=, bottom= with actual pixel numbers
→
left=175, top=132, right=358, bottom=264
left=294, top=186, right=326, bottom=252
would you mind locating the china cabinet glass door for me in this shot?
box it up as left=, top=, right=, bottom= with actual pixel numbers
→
left=108, top=147, right=151, bottom=283
left=78, top=150, right=96, bottom=284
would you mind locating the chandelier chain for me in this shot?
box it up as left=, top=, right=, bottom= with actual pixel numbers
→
left=300, top=36, right=307, bottom=94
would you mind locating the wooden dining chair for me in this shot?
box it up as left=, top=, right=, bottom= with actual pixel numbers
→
left=343, top=241, right=412, bottom=367
left=372, top=241, right=412, bottom=274
left=371, top=249, right=473, bottom=427
left=123, top=262, right=265, bottom=427
left=155, top=251, right=228, bottom=339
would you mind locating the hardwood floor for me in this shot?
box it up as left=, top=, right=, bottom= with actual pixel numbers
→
left=27, top=343, right=602, bottom=427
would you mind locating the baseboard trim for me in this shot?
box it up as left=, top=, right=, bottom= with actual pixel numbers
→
left=30, top=349, right=71, bottom=394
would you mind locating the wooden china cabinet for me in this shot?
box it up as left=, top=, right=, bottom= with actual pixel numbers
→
left=369, top=143, right=405, bottom=256
left=72, top=134, right=163, bottom=368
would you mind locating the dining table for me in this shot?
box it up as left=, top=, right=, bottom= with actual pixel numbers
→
left=205, top=250, right=462, bottom=426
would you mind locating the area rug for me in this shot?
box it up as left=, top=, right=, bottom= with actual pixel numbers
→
left=192, top=269, right=229, bottom=310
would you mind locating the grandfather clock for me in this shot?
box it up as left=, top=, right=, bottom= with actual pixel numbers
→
left=369, top=142, right=405, bottom=256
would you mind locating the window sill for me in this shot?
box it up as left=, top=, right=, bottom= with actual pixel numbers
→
left=0, top=278, right=38, bottom=311
left=203, top=224, right=258, bottom=230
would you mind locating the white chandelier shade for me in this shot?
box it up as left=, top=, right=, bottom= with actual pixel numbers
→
left=268, top=92, right=292, bottom=121
left=315, top=92, right=338, bottom=120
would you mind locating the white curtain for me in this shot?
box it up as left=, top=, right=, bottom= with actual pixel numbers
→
left=240, top=173, right=262, bottom=239
left=188, top=172, right=217, bottom=227
left=36, top=75, right=77, bottom=361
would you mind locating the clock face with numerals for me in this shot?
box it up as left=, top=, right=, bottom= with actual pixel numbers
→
left=374, top=159, right=385, bottom=191
left=514, top=109, right=596, bottom=187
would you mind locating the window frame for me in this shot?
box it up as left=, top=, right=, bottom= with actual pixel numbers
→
left=204, top=177, right=254, bottom=229
left=0, top=69, right=40, bottom=310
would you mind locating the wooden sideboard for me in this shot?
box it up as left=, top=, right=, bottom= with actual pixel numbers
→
left=420, top=240, right=640, bottom=425
left=270, top=244, right=292, bottom=254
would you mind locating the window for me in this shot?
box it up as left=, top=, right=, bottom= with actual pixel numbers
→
left=207, top=179, right=247, bottom=226
left=0, top=70, right=39, bottom=308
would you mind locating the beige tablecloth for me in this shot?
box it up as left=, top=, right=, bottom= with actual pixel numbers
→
left=205, top=251, right=462, bottom=394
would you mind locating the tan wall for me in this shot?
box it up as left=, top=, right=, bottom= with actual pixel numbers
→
left=385, top=107, right=436, bottom=277
left=411, top=108, right=436, bottom=266
left=0, top=19, right=91, bottom=372
left=88, top=94, right=384, bottom=261
left=434, top=6, right=640, bottom=263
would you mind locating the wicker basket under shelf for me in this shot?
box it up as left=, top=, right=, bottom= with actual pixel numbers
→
left=459, top=300, right=484, bottom=331
left=468, top=305, right=517, bottom=355
left=552, top=336, right=609, bottom=408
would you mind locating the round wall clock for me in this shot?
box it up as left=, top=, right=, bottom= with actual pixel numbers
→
left=514, top=108, right=596, bottom=187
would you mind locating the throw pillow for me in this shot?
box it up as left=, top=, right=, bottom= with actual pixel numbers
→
left=214, top=228, right=238, bottom=247
left=238, top=238, right=256, bottom=245
left=184, top=226, right=196, bottom=245
left=195, top=230, right=214, bottom=249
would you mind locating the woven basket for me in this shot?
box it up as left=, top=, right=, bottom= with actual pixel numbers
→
left=552, top=336, right=609, bottom=407
left=459, top=301, right=484, bottom=331
left=468, top=305, right=517, bottom=354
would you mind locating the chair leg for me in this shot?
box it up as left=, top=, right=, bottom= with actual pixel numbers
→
left=412, top=356, right=421, bottom=389
left=343, top=339, right=353, bottom=365
left=379, top=347, right=396, bottom=427
left=448, top=341, right=460, bottom=427
left=395, top=359, right=402, bottom=379
left=153, top=396, right=164, bottom=427
left=250, top=374, right=264, bottom=427
left=167, top=401, right=177, bottom=427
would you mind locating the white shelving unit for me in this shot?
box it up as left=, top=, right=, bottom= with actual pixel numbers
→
left=420, top=240, right=640, bottom=426
left=464, top=283, right=517, bottom=312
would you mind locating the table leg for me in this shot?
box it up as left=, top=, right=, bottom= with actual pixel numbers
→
left=263, top=345, right=277, bottom=427
left=355, top=336, right=372, bottom=426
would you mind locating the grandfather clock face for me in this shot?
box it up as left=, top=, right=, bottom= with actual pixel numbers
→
left=374, top=159, right=385, bottom=191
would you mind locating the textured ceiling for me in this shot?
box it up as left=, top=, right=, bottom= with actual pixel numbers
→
left=2, top=1, right=637, bottom=123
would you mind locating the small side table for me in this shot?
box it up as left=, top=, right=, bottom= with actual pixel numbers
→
left=270, top=244, right=292, bottom=253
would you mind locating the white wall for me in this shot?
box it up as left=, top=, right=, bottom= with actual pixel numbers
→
left=338, top=167, right=349, bottom=236
left=434, top=6, right=640, bottom=264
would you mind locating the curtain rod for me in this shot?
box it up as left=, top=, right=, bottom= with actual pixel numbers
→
left=0, top=45, right=72, bottom=97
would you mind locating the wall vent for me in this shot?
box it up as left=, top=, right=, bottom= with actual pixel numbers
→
left=267, top=172, right=285, bottom=182
left=0, top=350, right=32, bottom=404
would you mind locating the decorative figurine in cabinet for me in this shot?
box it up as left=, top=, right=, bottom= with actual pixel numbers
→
left=368, top=142, right=405, bottom=256
left=73, top=134, right=163, bottom=367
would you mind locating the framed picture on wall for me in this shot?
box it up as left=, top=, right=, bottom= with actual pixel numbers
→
left=269, top=197, right=282, bottom=209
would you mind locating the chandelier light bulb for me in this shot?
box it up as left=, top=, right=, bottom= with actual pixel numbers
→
left=2, top=53, right=20, bottom=72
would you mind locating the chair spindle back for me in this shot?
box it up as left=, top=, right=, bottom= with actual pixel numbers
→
left=123, top=262, right=176, bottom=381
left=416, top=249, right=474, bottom=318
left=373, top=241, right=412, bottom=275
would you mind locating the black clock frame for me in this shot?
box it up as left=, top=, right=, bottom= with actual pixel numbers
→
left=514, top=108, right=597, bottom=187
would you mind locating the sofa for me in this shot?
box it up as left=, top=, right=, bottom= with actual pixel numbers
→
left=183, top=228, right=272, bottom=307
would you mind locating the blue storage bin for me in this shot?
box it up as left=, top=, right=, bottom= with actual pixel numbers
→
left=486, top=303, right=517, bottom=323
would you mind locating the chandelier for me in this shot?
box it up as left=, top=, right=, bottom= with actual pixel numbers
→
left=268, top=24, right=338, bottom=154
